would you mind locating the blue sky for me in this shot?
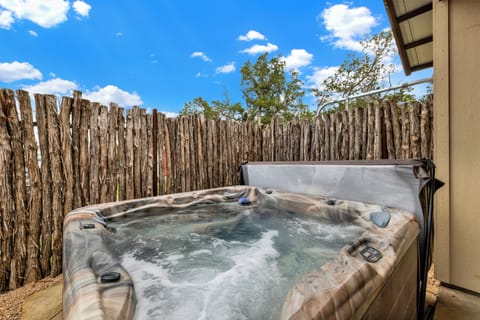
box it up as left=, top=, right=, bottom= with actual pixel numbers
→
left=0, top=1, right=432, bottom=115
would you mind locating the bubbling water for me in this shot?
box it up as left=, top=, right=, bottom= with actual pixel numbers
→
left=107, top=203, right=365, bottom=320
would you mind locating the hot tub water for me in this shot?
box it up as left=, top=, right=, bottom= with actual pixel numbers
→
left=107, top=202, right=365, bottom=320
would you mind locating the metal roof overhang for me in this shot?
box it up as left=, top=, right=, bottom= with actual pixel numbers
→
left=384, top=0, right=433, bottom=75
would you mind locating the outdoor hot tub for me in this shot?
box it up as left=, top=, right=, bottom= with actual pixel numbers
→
left=63, top=160, right=436, bottom=319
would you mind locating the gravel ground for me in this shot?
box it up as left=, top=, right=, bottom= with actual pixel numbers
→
left=0, top=275, right=62, bottom=320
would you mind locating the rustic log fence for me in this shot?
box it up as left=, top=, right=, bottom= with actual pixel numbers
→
left=0, top=88, right=433, bottom=291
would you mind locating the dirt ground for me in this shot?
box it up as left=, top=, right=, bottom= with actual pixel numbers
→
left=0, top=275, right=63, bottom=320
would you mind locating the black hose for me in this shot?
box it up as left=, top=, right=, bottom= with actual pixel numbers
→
left=418, top=160, right=436, bottom=320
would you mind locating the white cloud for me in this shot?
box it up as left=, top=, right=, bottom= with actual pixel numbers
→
left=23, top=78, right=78, bottom=95
left=238, top=30, right=266, bottom=41
left=0, top=9, right=13, bottom=29
left=320, top=4, right=377, bottom=51
left=84, top=85, right=143, bottom=106
left=28, top=29, right=37, bottom=37
left=190, top=51, right=212, bottom=62
left=115, top=31, right=123, bottom=37
left=49, top=72, right=56, bottom=77
left=0, top=0, right=70, bottom=28
left=0, top=61, right=42, bottom=82
left=195, top=72, right=208, bottom=78
left=72, top=1, right=91, bottom=17
left=241, top=42, right=278, bottom=55
left=306, top=66, right=338, bottom=89
left=162, top=111, right=178, bottom=118
left=282, top=49, right=313, bottom=70
left=216, top=62, right=235, bottom=74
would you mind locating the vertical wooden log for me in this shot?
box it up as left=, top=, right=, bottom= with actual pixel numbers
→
left=354, top=107, right=363, bottom=160
left=98, top=105, right=109, bottom=202
left=117, top=108, right=126, bottom=200
left=146, top=114, right=153, bottom=197
left=213, top=119, right=220, bottom=186
left=324, top=115, right=330, bottom=160
left=186, top=116, right=198, bottom=190
left=1, top=89, right=26, bottom=288
left=125, top=109, right=134, bottom=199
left=348, top=109, right=355, bottom=160
left=329, top=113, right=336, bottom=160
left=157, top=113, right=166, bottom=194
left=410, top=102, right=421, bottom=159
left=401, top=104, right=411, bottom=159
left=389, top=101, right=402, bottom=159
left=221, top=120, right=227, bottom=185
left=336, top=112, right=344, bottom=160
left=79, top=100, right=90, bottom=205
left=17, top=90, right=42, bottom=284
left=108, top=104, right=119, bottom=201
left=140, top=109, right=148, bottom=197
left=299, top=120, right=306, bottom=161
left=89, top=103, right=100, bottom=204
left=318, top=116, right=325, bottom=161
left=228, top=120, right=234, bottom=184
left=218, top=119, right=226, bottom=186
left=133, top=107, right=142, bottom=198
left=251, top=122, right=258, bottom=161
left=307, top=120, right=313, bottom=161
left=71, top=91, right=82, bottom=208
left=45, top=95, right=64, bottom=277
left=177, top=117, right=185, bottom=192
left=269, top=119, right=275, bottom=161
left=163, top=119, right=175, bottom=193
left=35, top=94, right=52, bottom=278
left=420, top=102, right=432, bottom=159
left=382, top=101, right=395, bottom=159
left=206, top=119, right=214, bottom=188
left=59, top=96, right=73, bottom=215
left=373, top=102, right=383, bottom=159
left=166, top=118, right=176, bottom=193
left=201, top=115, right=209, bottom=189
left=311, top=117, right=320, bottom=161
left=233, top=121, right=240, bottom=180
left=366, top=103, right=375, bottom=160
left=185, top=117, right=193, bottom=191
left=294, top=120, right=301, bottom=161
left=262, top=126, right=269, bottom=161
left=152, top=110, right=158, bottom=196
left=179, top=117, right=187, bottom=192
left=281, top=122, right=288, bottom=161
left=156, top=113, right=165, bottom=195
left=0, top=93, right=14, bottom=291
left=195, top=115, right=205, bottom=189
left=272, top=117, right=279, bottom=161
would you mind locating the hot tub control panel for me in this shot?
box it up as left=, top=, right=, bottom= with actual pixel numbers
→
left=360, top=246, right=383, bottom=263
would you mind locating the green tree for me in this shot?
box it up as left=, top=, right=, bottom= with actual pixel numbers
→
left=313, top=30, right=403, bottom=112
left=180, top=90, right=244, bottom=121
left=241, top=53, right=309, bottom=124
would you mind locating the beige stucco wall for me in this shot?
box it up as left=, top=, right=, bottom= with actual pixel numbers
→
left=433, top=0, right=480, bottom=293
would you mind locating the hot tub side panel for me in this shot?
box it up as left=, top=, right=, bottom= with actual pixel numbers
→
left=63, top=212, right=136, bottom=320
left=281, top=214, right=419, bottom=320
left=361, top=239, right=417, bottom=319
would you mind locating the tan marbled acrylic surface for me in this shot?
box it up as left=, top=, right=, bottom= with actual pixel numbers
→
left=63, top=186, right=419, bottom=320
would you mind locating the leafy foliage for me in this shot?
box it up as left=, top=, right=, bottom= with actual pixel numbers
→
left=181, top=53, right=310, bottom=124
left=180, top=91, right=244, bottom=121
left=312, top=30, right=405, bottom=112
left=241, top=53, right=309, bottom=124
